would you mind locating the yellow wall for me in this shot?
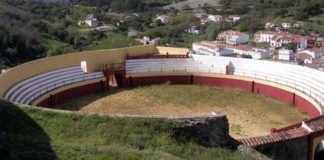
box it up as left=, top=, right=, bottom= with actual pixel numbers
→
left=0, top=45, right=189, bottom=97
left=156, top=46, right=189, bottom=55
left=0, top=45, right=154, bottom=97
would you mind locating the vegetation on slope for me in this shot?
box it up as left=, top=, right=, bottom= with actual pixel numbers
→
left=0, top=0, right=323, bottom=69
left=0, top=100, right=252, bottom=160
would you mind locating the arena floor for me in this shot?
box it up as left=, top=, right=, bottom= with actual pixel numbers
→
left=56, top=84, right=309, bottom=138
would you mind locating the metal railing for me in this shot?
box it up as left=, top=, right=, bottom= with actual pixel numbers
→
left=27, top=73, right=103, bottom=105
left=127, top=65, right=324, bottom=112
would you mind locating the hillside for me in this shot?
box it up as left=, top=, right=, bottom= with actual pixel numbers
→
left=0, top=100, right=252, bottom=160
left=163, top=0, right=220, bottom=10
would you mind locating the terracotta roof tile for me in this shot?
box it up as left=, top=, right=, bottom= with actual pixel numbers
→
left=296, top=52, right=312, bottom=60
left=239, top=116, right=324, bottom=147
left=219, top=30, right=247, bottom=36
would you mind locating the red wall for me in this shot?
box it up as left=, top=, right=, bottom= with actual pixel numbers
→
left=253, top=83, right=293, bottom=105
left=128, top=75, right=320, bottom=118
left=295, top=95, right=321, bottom=117
left=37, top=81, right=106, bottom=108
left=129, top=76, right=191, bottom=86
left=37, top=75, right=320, bottom=118
left=193, top=76, right=252, bottom=91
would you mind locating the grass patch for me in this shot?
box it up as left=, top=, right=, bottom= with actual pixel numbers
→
left=0, top=100, right=252, bottom=160
left=230, top=124, right=243, bottom=136
left=85, top=34, right=141, bottom=51
left=41, top=34, right=74, bottom=56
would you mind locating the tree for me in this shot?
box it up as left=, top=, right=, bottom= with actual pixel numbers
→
left=237, top=16, right=263, bottom=32
left=287, top=42, right=297, bottom=52
left=154, top=19, right=162, bottom=27
left=205, top=23, right=221, bottom=41
left=242, top=54, right=252, bottom=59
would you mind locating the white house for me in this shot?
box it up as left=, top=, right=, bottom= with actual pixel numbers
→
left=296, top=52, right=313, bottom=63
left=141, top=36, right=161, bottom=45
left=218, top=30, right=249, bottom=46
left=301, top=49, right=324, bottom=58
left=84, top=18, right=98, bottom=27
left=278, top=49, right=294, bottom=61
left=270, top=32, right=307, bottom=50
left=192, top=41, right=269, bottom=59
left=187, top=26, right=201, bottom=35
left=254, top=31, right=276, bottom=43
left=228, top=15, right=241, bottom=22
left=265, top=22, right=275, bottom=29
left=293, top=22, right=303, bottom=28
left=208, top=14, right=223, bottom=22
left=249, top=48, right=271, bottom=59
left=192, top=41, right=234, bottom=56
left=95, top=25, right=112, bottom=32
left=155, top=15, right=169, bottom=24
left=78, top=15, right=99, bottom=28
left=282, top=23, right=291, bottom=29
left=142, top=36, right=151, bottom=45
left=227, top=45, right=271, bottom=59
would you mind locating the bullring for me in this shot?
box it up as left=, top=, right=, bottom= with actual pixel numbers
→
left=1, top=45, right=324, bottom=159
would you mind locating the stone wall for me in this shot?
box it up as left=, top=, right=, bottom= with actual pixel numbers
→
left=171, top=114, right=239, bottom=149
left=238, top=145, right=272, bottom=160
left=254, top=136, right=309, bottom=160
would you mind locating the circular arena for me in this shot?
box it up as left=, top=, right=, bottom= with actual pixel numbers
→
left=1, top=45, right=324, bottom=159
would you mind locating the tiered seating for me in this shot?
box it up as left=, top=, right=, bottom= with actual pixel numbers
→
left=4, top=66, right=104, bottom=105
left=193, top=55, right=324, bottom=108
left=126, top=58, right=220, bottom=74
left=126, top=55, right=324, bottom=110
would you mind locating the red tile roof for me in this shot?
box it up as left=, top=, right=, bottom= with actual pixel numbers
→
left=296, top=52, right=312, bottom=60
left=255, top=31, right=276, bottom=35
left=239, top=115, right=324, bottom=147
left=313, top=58, right=324, bottom=64
left=193, top=41, right=225, bottom=50
left=219, top=30, right=247, bottom=36
left=227, top=45, right=252, bottom=51
left=308, top=48, right=324, bottom=53
left=304, top=63, right=317, bottom=68
left=270, top=32, right=306, bottom=43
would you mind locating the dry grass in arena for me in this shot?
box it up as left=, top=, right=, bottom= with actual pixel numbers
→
left=56, top=84, right=309, bottom=138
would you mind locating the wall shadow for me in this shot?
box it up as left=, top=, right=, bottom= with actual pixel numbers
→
left=0, top=100, right=57, bottom=160
left=54, top=87, right=127, bottom=111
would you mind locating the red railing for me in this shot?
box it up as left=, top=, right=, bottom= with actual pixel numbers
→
left=271, top=115, right=324, bottom=133
left=126, top=53, right=189, bottom=59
